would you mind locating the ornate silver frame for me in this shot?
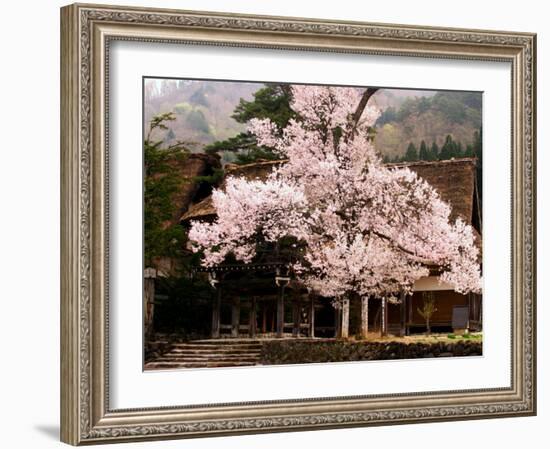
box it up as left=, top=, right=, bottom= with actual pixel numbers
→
left=60, top=3, right=536, bottom=445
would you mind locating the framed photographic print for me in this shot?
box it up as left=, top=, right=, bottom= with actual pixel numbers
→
left=60, top=3, right=537, bottom=445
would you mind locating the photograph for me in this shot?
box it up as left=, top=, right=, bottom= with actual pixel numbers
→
left=57, top=3, right=536, bottom=444
left=143, top=78, right=484, bottom=370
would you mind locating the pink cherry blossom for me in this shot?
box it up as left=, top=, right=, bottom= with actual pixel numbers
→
left=189, top=85, right=482, bottom=305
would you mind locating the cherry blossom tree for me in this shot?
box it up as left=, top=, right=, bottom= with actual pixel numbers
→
left=189, top=85, right=482, bottom=338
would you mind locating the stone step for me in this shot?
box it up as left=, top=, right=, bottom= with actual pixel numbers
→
left=145, top=361, right=257, bottom=369
left=160, top=351, right=261, bottom=358
left=154, top=356, right=260, bottom=363
left=146, top=340, right=265, bottom=369
left=191, top=339, right=263, bottom=344
left=168, top=349, right=262, bottom=355
left=170, top=343, right=262, bottom=350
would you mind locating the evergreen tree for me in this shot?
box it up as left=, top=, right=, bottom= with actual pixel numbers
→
left=204, top=84, right=294, bottom=164
left=429, top=141, right=440, bottom=161
left=404, top=142, right=418, bottom=161
left=144, top=113, right=189, bottom=266
left=418, top=140, right=429, bottom=160
left=439, top=135, right=455, bottom=159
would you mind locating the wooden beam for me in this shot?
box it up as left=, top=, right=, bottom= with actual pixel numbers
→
left=231, top=297, right=240, bottom=338
left=334, top=306, right=341, bottom=338
left=360, top=296, right=369, bottom=339
left=399, top=291, right=406, bottom=337
left=261, top=303, right=267, bottom=334
left=276, top=285, right=285, bottom=338
left=309, top=295, right=315, bottom=338
left=211, top=286, right=222, bottom=339
left=380, top=297, right=387, bottom=337
left=338, top=298, right=350, bottom=339
left=143, top=276, right=155, bottom=338
left=407, top=293, right=413, bottom=335
left=292, top=297, right=301, bottom=337
left=249, top=296, right=257, bottom=338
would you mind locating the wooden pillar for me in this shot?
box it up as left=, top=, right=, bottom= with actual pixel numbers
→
left=360, top=296, right=369, bottom=339
left=261, top=303, right=267, bottom=334
left=276, top=285, right=285, bottom=338
left=249, top=297, right=257, bottom=338
left=309, top=295, right=315, bottom=338
left=231, top=297, right=240, bottom=338
left=399, top=291, right=406, bottom=337
left=334, top=306, right=341, bottom=338
left=211, top=285, right=222, bottom=339
left=144, top=268, right=156, bottom=338
left=479, top=294, right=483, bottom=329
left=292, top=296, right=301, bottom=337
left=407, top=293, right=413, bottom=335
left=342, top=298, right=350, bottom=338
left=380, top=297, right=387, bottom=337
left=338, top=298, right=350, bottom=339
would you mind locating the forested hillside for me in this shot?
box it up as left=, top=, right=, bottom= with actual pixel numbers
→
left=373, top=91, right=482, bottom=161
left=144, top=79, right=257, bottom=151
left=144, top=79, right=482, bottom=164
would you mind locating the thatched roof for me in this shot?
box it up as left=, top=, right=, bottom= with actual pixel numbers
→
left=165, top=153, right=220, bottom=227
left=386, top=158, right=478, bottom=224
left=180, top=158, right=480, bottom=231
left=179, top=160, right=284, bottom=223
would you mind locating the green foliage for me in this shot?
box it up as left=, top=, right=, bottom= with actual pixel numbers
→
left=186, top=109, right=210, bottom=133
left=418, top=292, right=438, bottom=335
left=204, top=84, right=295, bottom=164
left=432, top=93, right=467, bottom=123
left=235, top=147, right=282, bottom=165
left=397, top=129, right=482, bottom=166
left=173, top=102, right=192, bottom=114
left=189, top=88, right=209, bottom=107
left=153, top=276, right=215, bottom=336
left=376, top=106, right=397, bottom=126
left=260, top=339, right=482, bottom=364
left=418, top=140, right=429, bottom=160
left=374, top=91, right=481, bottom=162
left=232, top=84, right=295, bottom=127
left=429, top=142, right=440, bottom=161
left=404, top=142, right=418, bottom=161
left=144, top=112, right=189, bottom=266
left=192, top=168, right=224, bottom=186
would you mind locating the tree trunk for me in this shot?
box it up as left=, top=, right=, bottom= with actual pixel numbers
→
left=380, top=297, right=387, bottom=337
left=338, top=298, right=350, bottom=339
left=360, top=296, right=369, bottom=339
left=426, top=319, right=431, bottom=336
left=346, top=88, right=380, bottom=142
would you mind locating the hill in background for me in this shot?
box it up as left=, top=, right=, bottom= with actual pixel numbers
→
left=372, top=90, right=482, bottom=160
left=144, top=79, right=481, bottom=161
left=144, top=79, right=257, bottom=151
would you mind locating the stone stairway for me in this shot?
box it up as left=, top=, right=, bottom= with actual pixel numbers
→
left=144, top=339, right=263, bottom=369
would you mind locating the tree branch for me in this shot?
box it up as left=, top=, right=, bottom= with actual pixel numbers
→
left=346, top=87, right=379, bottom=142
